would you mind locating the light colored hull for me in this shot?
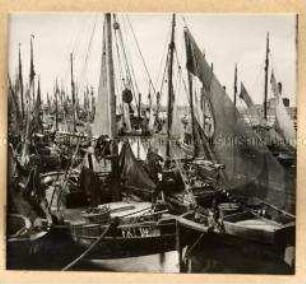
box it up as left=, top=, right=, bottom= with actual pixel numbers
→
left=84, top=251, right=179, bottom=273
left=222, top=211, right=294, bottom=245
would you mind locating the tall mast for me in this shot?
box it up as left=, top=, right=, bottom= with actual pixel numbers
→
left=55, top=78, right=59, bottom=131
left=18, top=44, right=24, bottom=119
left=106, top=13, right=117, bottom=140
left=138, top=93, right=141, bottom=119
left=90, top=86, right=94, bottom=118
left=296, top=14, right=298, bottom=99
left=70, top=53, right=76, bottom=132
left=263, top=32, right=270, bottom=120
left=47, top=92, right=50, bottom=113
left=36, top=76, right=42, bottom=133
left=166, top=14, right=176, bottom=158
left=29, top=35, right=35, bottom=107
left=233, top=63, right=238, bottom=107
left=106, top=13, right=119, bottom=201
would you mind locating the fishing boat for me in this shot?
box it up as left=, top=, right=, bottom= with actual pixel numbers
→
left=221, top=209, right=295, bottom=246
left=81, top=251, right=180, bottom=273
left=236, top=33, right=296, bottom=168
left=163, top=20, right=297, bottom=266
left=91, top=14, right=156, bottom=140
left=7, top=212, right=84, bottom=270
left=6, top=214, right=49, bottom=268
left=58, top=14, right=188, bottom=272
left=68, top=201, right=177, bottom=260
left=7, top=13, right=296, bottom=272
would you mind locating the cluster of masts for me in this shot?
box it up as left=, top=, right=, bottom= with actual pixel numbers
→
left=7, top=13, right=297, bottom=237
left=8, top=14, right=297, bottom=154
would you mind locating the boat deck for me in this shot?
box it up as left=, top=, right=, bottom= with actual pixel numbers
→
left=62, top=209, right=211, bottom=233
left=163, top=213, right=209, bottom=233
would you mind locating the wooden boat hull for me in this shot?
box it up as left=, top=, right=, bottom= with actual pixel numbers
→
left=70, top=220, right=177, bottom=259
left=222, top=211, right=295, bottom=247
left=7, top=230, right=50, bottom=269
left=7, top=225, right=79, bottom=270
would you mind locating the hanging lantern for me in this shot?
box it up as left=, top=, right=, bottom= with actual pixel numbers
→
left=122, top=88, right=133, bottom=104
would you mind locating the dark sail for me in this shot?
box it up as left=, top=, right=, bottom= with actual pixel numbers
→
left=118, top=141, right=156, bottom=196
left=184, top=28, right=295, bottom=213
left=239, top=82, right=254, bottom=109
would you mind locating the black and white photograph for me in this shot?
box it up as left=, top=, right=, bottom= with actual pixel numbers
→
left=7, top=13, right=297, bottom=274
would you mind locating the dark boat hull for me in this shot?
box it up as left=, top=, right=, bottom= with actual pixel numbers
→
left=7, top=225, right=79, bottom=270
left=187, top=231, right=294, bottom=274
left=70, top=219, right=178, bottom=259
left=73, top=233, right=176, bottom=259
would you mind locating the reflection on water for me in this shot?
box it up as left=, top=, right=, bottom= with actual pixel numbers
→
left=70, top=236, right=292, bottom=274
left=8, top=232, right=293, bottom=274
left=12, top=136, right=293, bottom=274
left=187, top=236, right=293, bottom=274
left=73, top=251, right=179, bottom=273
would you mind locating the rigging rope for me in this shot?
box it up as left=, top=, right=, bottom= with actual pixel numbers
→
left=156, top=17, right=173, bottom=91
left=79, top=15, right=99, bottom=87
left=58, top=19, right=82, bottom=80
left=61, top=224, right=111, bottom=271
left=114, top=15, right=139, bottom=108
left=174, top=48, right=189, bottom=102
left=114, top=28, right=126, bottom=92
left=58, top=15, right=97, bottom=99
left=159, top=49, right=169, bottom=95
left=125, top=15, right=156, bottom=93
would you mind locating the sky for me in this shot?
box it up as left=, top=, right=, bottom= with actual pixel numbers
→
left=8, top=13, right=297, bottom=107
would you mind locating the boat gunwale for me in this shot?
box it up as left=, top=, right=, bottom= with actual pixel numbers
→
left=222, top=210, right=294, bottom=231
left=70, top=220, right=174, bottom=229
left=71, top=232, right=175, bottom=241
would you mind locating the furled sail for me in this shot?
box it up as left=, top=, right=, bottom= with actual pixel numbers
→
left=92, top=20, right=112, bottom=138
left=270, top=71, right=296, bottom=148
left=240, top=82, right=255, bottom=109
left=184, top=28, right=295, bottom=213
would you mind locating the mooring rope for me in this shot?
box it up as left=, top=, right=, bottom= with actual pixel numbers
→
left=61, top=224, right=111, bottom=271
